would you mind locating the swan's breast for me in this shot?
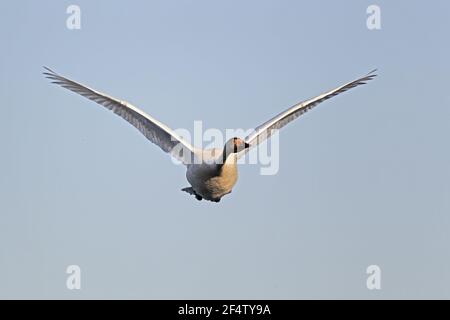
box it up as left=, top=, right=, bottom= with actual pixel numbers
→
left=186, top=162, right=238, bottom=200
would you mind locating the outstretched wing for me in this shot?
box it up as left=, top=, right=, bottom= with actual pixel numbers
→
left=44, top=67, right=196, bottom=164
left=242, top=70, right=377, bottom=155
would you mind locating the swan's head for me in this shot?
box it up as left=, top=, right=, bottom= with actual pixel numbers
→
left=225, top=137, right=251, bottom=154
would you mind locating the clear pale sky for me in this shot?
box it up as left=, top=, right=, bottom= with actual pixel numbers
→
left=1, top=0, right=449, bottom=299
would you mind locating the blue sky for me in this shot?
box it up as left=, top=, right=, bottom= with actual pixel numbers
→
left=1, top=0, right=449, bottom=298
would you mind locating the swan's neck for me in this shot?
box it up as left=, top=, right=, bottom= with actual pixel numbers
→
left=218, top=146, right=237, bottom=169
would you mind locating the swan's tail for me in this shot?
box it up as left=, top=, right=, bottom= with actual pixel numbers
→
left=181, top=187, right=196, bottom=195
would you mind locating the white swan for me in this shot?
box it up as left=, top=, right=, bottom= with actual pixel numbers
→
left=44, top=67, right=376, bottom=202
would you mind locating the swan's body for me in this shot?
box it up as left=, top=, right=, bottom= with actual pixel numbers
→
left=185, top=152, right=239, bottom=202
left=44, top=67, right=376, bottom=202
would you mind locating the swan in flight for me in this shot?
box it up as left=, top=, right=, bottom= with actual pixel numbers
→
left=44, top=67, right=376, bottom=202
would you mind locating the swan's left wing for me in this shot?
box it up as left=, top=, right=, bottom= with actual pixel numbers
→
left=240, top=70, right=377, bottom=157
left=44, top=67, right=196, bottom=164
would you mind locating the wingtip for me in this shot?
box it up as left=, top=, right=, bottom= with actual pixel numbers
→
left=42, top=66, right=57, bottom=75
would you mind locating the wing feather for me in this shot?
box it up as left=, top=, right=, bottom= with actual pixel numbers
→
left=44, top=67, right=195, bottom=164
left=243, top=70, right=377, bottom=150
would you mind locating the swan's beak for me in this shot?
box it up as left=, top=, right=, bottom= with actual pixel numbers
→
left=244, top=142, right=251, bottom=149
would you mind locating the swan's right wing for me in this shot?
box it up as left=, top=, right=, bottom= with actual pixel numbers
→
left=44, top=67, right=196, bottom=164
